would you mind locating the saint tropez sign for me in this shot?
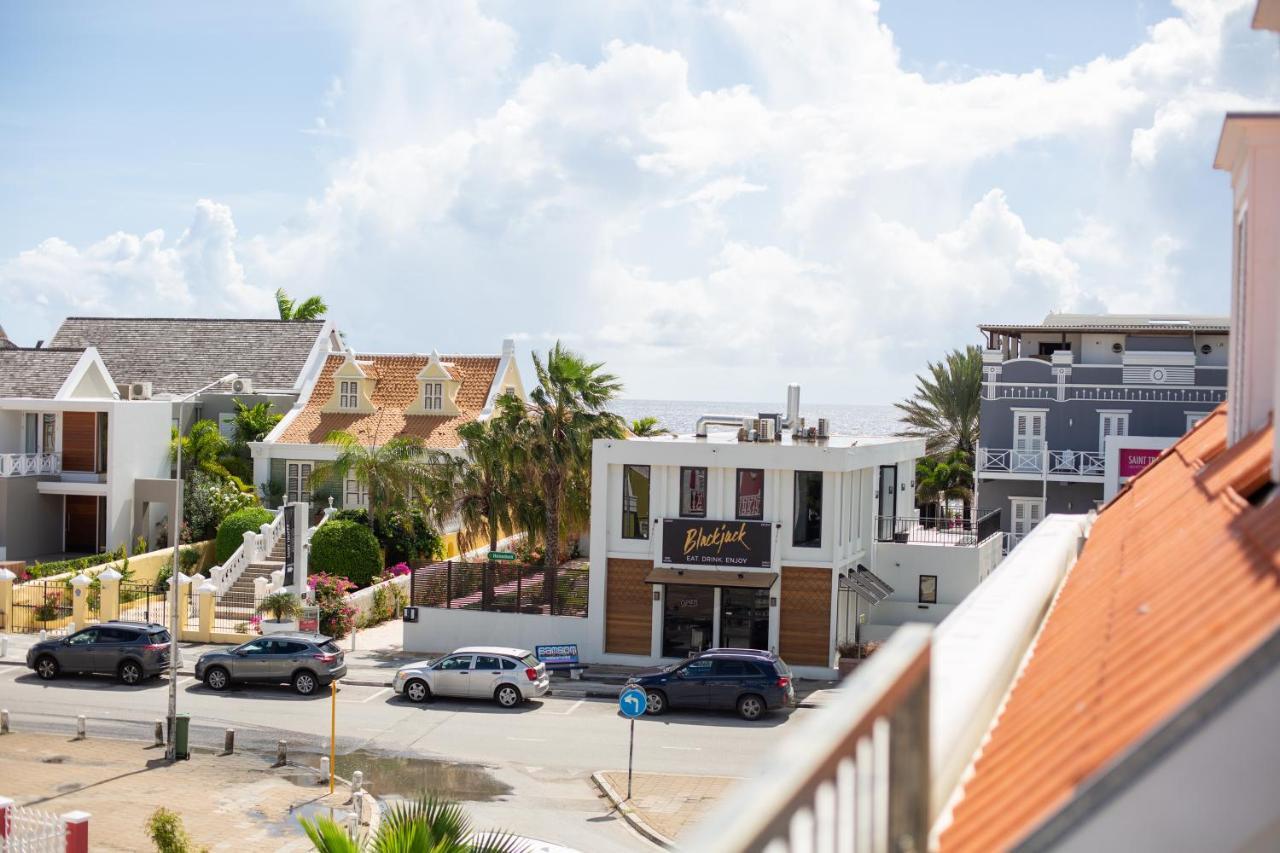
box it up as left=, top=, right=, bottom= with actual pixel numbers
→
left=660, top=519, right=772, bottom=569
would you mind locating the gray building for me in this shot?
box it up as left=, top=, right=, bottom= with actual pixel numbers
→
left=976, top=313, right=1228, bottom=547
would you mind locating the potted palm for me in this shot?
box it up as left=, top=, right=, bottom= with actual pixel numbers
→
left=256, top=591, right=303, bottom=635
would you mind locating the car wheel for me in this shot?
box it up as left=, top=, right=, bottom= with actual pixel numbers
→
left=203, top=666, right=230, bottom=691
left=118, top=660, right=143, bottom=685
left=644, top=689, right=666, bottom=715
left=35, top=655, right=59, bottom=681
left=495, top=684, right=522, bottom=708
left=405, top=679, right=430, bottom=703
left=293, top=670, right=318, bottom=696
left=737, top=694, right=766, bottom=721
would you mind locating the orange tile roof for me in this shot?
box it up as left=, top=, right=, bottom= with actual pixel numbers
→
left=278, top=353, right=500, bottom=449
left=940, top=405, right=1280, bottom=852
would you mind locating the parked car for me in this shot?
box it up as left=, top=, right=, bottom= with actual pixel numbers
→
left=26, top=621, right=178, bottom=685
left=393, top=646, right=550, bottom=708
left=195, top=633, right=346, bottom=695
left=626, top=648, right=795, bottom=721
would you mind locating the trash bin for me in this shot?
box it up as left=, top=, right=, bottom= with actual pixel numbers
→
left=175, top=713, right=191, bottom=760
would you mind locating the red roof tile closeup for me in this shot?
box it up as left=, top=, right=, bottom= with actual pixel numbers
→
left=940, top=406, right=1280, bottom=852
left=279, top=354, right=500, bottom=448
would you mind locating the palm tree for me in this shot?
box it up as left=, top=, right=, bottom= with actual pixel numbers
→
left=895, top=346, right=982, bottom=460
left=310, top=432, right=432, bottom=534
left=519, top=343, right=624, bottom=602
left=275, top=287, right=328, bottom=321
left=300, top=795, right=526, bottom=852
left=915, top=449, right=974, bottom=524
left=629, top=416, right=670, bottom=437
left=170, top=419, right=232, bottom=481
left=231, top=398, right=282, bottom=445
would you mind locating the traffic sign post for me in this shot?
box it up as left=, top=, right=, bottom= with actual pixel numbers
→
left=618, top=686, right=647, bottom=800
left=487, top=551, right=517, bottom=561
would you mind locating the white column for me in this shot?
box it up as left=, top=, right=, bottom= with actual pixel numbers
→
left=711, top=586, right=722, bottom=649
left=293, top=501, right=310, bottom=594
left=586, top=451, right=609, bottom=661
left=650, top=584, right=664, bottom=659
left=242, top=529, right=258, bottom=563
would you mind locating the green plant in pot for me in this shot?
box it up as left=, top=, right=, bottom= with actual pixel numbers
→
left=256, top=591, right=304, bottom=634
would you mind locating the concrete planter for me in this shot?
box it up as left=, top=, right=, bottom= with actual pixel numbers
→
left=837, top=657, right=861, bottom=677
left=261, top=619, right=299, bottom=635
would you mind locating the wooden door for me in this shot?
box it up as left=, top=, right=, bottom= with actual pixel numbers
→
left=65, top=495, right=99, bottom=553
left=62, top=412, right=97, bottom=472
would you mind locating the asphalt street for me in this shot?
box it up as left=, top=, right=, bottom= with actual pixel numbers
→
left=0, top=664, right=811, bottom=851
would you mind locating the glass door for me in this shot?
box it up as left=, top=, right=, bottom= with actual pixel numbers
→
left=877, top=465, right=897, bottom=540
left=662, top=584, right=714, bottom=658
left=719, top=587, right=769, bottom=650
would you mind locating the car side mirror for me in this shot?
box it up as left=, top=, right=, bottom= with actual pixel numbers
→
left=674, top=669, right=686, bottom=679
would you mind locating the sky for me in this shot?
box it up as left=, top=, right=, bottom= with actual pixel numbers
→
left=1, top=1, right=1276, bottom=404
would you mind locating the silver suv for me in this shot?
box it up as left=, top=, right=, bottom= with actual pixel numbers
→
left=393, top=646, right=550, bottom=708
left=195, top=633, right=346, bottom=695
left=26, top=621, right=177, bottom=685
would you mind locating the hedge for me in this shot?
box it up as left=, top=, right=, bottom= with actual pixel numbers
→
left=215, top=507, right=275, bottom=563
left=309, top=520, right=383, bottom=588
left=24, top=548, right=125, bottom=581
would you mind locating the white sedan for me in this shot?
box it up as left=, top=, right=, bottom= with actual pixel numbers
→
left=393, top=645, right=551, bottom=708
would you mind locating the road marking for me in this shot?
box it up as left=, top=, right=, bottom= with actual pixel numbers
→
left=506, top=737, right=547, bottom=743
left=548, top=698, right=584, bottom=716
left=359, top=687, right=390, bottom=704
left=660, top=746, right=702, bottom=751
left=177, top=676, right=195, bottom=688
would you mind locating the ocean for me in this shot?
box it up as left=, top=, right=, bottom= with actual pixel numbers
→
left=610, top=399, right=905, bottom=437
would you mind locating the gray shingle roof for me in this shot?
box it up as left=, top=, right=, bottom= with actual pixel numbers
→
left=0, top=348, right=85, bottom=398
left=49, top=317, right=329, bottom=397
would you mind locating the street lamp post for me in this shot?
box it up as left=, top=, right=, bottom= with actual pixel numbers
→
left=166, top=373, right=238, bottom=760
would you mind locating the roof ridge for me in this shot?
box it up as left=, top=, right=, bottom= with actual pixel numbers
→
left=62, top=316, right=324, bottom=324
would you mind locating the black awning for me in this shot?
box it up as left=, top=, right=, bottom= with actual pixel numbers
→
left=840, top=568, right=893, bottom=604
left=644, top=567, right=778, bottom=590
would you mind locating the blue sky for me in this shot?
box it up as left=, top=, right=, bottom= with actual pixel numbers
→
left=1, top=1, right=1275, bottom=403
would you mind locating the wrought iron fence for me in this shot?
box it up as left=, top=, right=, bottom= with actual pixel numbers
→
left=410, top=561, right=589, bottom=617
left=212, top=586, right=259, bottom=634
left=9, top=581, right=72, bottom=634
left=116, top=582, right=168, bottom=626
left=876, top=509, right=1002, bottom=547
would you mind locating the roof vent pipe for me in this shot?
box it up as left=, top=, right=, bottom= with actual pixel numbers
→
left=694, top=414, right=754, bottom=437
left=783, top=383, right=800, bottom=429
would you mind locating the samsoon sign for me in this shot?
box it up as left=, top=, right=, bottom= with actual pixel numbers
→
left=1119, top=448, right=1164, bottom=478
left=661, top=519, right=772, bottom=568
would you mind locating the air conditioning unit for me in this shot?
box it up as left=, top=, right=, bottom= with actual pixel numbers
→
left=116, top=382, right=152, bottom=400
left=230, top=377, right=254, bottom=395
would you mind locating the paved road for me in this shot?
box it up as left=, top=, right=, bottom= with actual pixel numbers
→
left=0, top=664, right=809, bottom=851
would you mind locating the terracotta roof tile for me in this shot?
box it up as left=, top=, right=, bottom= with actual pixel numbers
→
left=940, top=404, right=1280, bottom=852
left=278, top=354, right=500, bottom=448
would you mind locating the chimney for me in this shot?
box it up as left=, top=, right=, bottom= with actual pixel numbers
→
left=502, top=337, right=516, bottom=357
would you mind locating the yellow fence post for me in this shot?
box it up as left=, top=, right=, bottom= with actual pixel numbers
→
left=98, top=568, right=121, bottom=622
left=0, top=569, right=14, bottom=632
left=198, top=582, right=216, bottom=642
left=70, top=572, right=92, bottom=629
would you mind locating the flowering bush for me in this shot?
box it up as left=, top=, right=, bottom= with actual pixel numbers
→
left=309, top=572, right=357, bottom=639
left=386, top=562, right=411, bottom=577
left=184, top=471, right=257, bottom=541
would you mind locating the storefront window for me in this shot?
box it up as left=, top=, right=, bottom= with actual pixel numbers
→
left=680, top=467, right=707, bottom=518
left=793, top=470, right=822, bottom=547
left=662, top=584, right=714, bottom=657
left=720, top=587, right=769, bottom=649
left=622, top=464, right=651, bottom=539
left=736, top=469, right=764, bottom=520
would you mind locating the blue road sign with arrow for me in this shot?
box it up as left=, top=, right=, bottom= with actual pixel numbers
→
left=619, top=686, right=647, bottom=719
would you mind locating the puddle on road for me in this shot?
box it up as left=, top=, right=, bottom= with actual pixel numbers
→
left=289, top=749, right=512, bottom=802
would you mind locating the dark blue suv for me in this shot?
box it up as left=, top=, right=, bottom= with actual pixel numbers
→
left=627, top=649, right=794, bottom=721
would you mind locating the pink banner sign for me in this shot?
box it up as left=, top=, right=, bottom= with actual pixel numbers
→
left=1120, top=449, right=1163, bottom=478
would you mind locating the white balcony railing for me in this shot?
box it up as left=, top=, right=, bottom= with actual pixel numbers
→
left=0, top=451, right=62, bottom=477
left=977, top=447, right=1104, bottom=478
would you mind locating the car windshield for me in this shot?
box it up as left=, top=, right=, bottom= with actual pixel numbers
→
left=521, top=654, right=540, bottom=668
left=319, top=641, right=341, bottom=655
left=148, top=630, right=170, bottom=644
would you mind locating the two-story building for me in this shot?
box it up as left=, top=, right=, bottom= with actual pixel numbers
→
left=976, top=313, right=1228, bottom=546
left=0, top=341, right=172, bottom=562
left=587, top=390, right=923, bottom=678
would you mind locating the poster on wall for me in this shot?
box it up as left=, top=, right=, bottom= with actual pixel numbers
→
left=660, top=518, right=772, bottom=568
left=283, top=506, right=296, bottom=587
left=1119, top=448, right=1164, bottom=478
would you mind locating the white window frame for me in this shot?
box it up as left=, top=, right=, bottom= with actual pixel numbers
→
left=1011, top=408, right=1048, bottom=472
left=423, top=381, right=443, bottom=412
left=218, top=413, right=237, bottom=442
left=339, top=380, right=359, bottom=410
left=1009, top=497, right=1044, bottom=543
left=1185, top=411, right=1210, bottom=431
left=286, top=462, right=313, bottom=504
left=1098, top=410, right=1130, bottom=452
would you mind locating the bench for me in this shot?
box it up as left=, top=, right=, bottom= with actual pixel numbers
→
left=535, top=644, right=588, bottom=680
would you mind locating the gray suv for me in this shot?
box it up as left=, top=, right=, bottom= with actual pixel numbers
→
left=26, top=621, right=177, bottom=685
left=195, top=633, right=346, bottom=695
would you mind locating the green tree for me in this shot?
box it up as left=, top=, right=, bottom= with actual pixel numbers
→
left=629, top=416, right=670, bottom=437
left=275, top=287, right=328, bottom=321
left=310, top=432, right=432, bottom=535
left=895, top=345, right=982, bottom=460
left=231, top=398, right=282, bottom=444
left=300, top=795, right=525, bottom=853
left=914, top=449, right=974, bottom=522
left=517, top=343, right=624, bottom=602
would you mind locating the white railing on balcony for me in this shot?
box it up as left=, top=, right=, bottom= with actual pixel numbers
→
left=683, top=625, right=932, bottom=853
left=978, top=447, right=1105, bottom=478
left=987, top=382, right=1226, bottom=404
left=0, top=451, right=61, bottom=477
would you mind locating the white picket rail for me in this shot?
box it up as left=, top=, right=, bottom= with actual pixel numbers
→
left=2, top=800, right=65, bottom=853
left=211, top=508, right=284, bottom=596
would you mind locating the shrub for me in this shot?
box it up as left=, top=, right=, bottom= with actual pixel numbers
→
left=256, top=591, right=303, bottom=622
left=309, top=573, right=357, bottom=639
left=309, top=520, right=382, bottom=587
left=133, top=535, right=148, bottom=556
left=214, top=507, right=274, bottom=563
left=179, top=545, right=202, bottom=573
left=185, top=470, right=257, bottom=540
left=332, top=508, right=441, bottom=564
left=24, top=547, right=124, bottom=580
left=146, top=807, right=205, bottom=853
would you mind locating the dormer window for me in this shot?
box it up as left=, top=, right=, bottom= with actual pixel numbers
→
left=424, top=382, right=444, bottom=412
left=339, top=380, right=359, bottom=409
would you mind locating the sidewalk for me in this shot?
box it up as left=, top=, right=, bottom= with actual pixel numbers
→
left=592, top=770, right=741, bottom=847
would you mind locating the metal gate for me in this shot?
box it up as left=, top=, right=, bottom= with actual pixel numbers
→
left=2, top=799, right=69, bottom=852
left=9, top=582, right=71, bottom=634
left=116, top=582, right=168, bottom=626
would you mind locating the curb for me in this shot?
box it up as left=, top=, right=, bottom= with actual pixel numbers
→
left=590, top=771, right=675, bottom=850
